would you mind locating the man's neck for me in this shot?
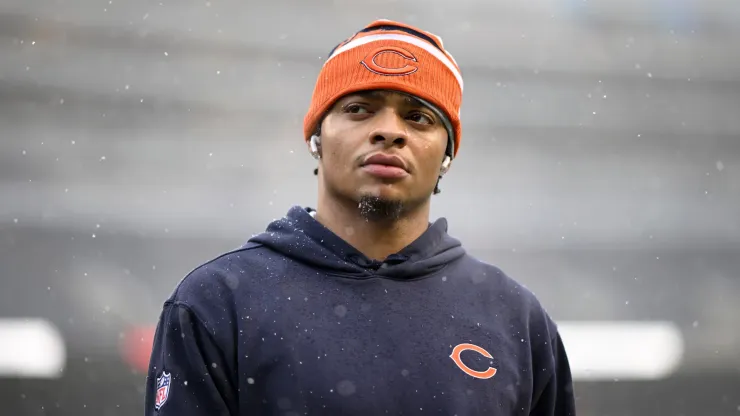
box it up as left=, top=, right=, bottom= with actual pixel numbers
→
left=314, top=196, right=431, bottom=261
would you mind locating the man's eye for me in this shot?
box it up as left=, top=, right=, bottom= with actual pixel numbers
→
left=345, top=104, right=369, bottom=114
left=407, top=112, right=434, bottom=125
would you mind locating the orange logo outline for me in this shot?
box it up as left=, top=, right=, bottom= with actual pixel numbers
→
left=449, top=343, right=498, bottom=379
left=361, top=46, right=418, bottom=76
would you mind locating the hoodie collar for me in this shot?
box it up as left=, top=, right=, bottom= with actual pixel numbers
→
left=247, top=206, right=465, bottom=280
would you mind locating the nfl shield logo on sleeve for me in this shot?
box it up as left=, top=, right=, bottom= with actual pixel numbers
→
left=155, top=372, right=172, bottom=410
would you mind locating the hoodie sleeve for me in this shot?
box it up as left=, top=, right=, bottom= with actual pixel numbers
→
left=145, top=301, right=237, bottom=416
left=530, top=332, right=577, bottom=416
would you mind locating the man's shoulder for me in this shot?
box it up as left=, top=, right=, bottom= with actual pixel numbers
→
left=459, top=254, right=535, bottom=294
left=153, top=243, right=270, bottom=357
left=165, top=241, right=268, bottom=307
left=460, top=254, right=558, bottom=330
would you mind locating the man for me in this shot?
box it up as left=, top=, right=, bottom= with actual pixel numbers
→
left=145, top=19, right=576, bottom=415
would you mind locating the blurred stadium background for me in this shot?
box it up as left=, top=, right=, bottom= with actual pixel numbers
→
left=1, top=0, right=739, bottom=414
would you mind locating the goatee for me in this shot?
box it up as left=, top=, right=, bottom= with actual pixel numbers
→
left=358, top=195, right=404, bottom=222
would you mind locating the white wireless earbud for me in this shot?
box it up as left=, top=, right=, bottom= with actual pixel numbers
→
left=440, top=155, right=452, bottom=175
left=309, top=135, right=321, bottom=160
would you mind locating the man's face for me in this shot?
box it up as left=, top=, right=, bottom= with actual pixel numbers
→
left=315, top=90, right=449, bottom=214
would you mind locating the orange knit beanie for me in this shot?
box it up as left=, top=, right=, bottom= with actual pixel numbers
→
left=303, top=19, right=464, bottom=157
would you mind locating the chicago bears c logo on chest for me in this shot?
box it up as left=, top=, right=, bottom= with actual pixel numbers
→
left=449, top=343, right=498, bottom=379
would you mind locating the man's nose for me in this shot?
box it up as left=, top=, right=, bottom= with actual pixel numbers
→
left=368, top=109, right=408, bottom=148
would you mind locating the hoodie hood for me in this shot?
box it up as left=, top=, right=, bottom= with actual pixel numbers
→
left=248, top=206, right=466, bottom=280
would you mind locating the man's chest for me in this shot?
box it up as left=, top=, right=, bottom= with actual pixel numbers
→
left=234, top=278, right=536, bottom=415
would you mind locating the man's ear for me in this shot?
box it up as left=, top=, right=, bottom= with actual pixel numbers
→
left=440, top=155, right=452, bottom=176
left=310, top=117, right=327, bottom=173
left=309, top=135, right=321, bottom=160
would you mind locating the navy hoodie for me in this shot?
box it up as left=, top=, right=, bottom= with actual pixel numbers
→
left=145, top=206, right=576, bottom=415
